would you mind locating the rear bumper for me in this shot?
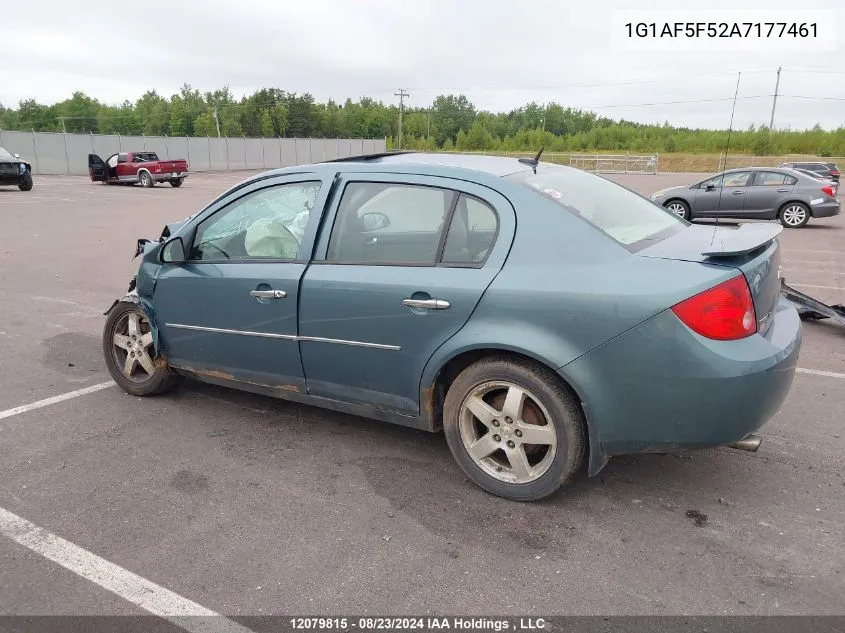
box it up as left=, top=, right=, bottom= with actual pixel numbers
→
left=561, top=296, right=802, bottom=458
left=810, top=199, right=840, bottom=218
left=153, top=171, right=189, bottom=181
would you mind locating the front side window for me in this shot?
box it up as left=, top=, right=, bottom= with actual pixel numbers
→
left=107, top=154, right=120, bottom=168
left=190, top=181, right=321, bottom=261
left=326, top=182, right=455, bottom=264
left=506, top=165, right=685, bottom=249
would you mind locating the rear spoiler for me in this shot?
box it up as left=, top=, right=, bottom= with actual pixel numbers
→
left=701, top=223, right=783, bottom=258
left=781, top=280, right=845, bottom=328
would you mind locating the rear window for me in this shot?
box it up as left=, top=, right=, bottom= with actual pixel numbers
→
left=133, top=152, right=159, bottom=162
left=505, top=165, right=686, bottom=251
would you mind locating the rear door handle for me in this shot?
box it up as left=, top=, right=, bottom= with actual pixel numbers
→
left=250, top=289, right=286, bottom=299
left=777, top=188, right=790, bottom=192
left=403, top=298, right=450, bottom=310
left=732, top=190, right=745, bottom=195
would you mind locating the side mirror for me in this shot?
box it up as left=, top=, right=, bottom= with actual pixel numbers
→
left=160, top=236, right=186, bottom=264
left=14, top=154, right=21, bottom=159
left=705, top=184, right=716, bottom=191
left=361, top=211, right=390, bottom=232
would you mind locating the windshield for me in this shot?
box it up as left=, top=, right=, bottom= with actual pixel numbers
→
left=0, top=147, right=14, bottom=159
left=506, top=164, right=686, bottom=250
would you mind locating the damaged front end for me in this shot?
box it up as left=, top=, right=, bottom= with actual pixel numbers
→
left=103, top=215, right=195, bottom=354
left=781, top=279, right=845, bottom=329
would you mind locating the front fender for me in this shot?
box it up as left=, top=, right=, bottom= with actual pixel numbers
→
left=103, top=277, right=161, bottom=355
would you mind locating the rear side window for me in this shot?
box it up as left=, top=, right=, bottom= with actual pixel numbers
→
left=326, top=182, right=499, bottom=266
left=506, top=165, right=685, bottom=250
left=755, top=171, right=797, bottom=186
left=327, top=182, right=454, bottom=264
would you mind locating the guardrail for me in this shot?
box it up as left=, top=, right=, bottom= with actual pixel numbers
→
left=569, top=153, right=659, bottom=174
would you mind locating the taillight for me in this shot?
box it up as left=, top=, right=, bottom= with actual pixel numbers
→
left=671, top=275, right=757, bottom=340
left=821, top=185, right=835, bottom=197
left=830, top=170, right=840, bottom=176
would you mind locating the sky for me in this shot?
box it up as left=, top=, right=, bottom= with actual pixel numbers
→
left=1, top=0, right=842, bottom=131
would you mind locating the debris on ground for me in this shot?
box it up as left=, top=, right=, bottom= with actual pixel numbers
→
left=685, top=509, right=708, bottom=527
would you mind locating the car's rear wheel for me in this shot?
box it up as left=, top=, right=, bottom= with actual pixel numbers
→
left=102, top=302, right=182, bottom=396
left=18, top=173, right=33, bottom=191
left=442, top=357, right=586, bottom=501
left=779, top=202, right=810, bottom=228
left=664, top=199, right=690, bottom=220
left=138, top=171, right=154, bottom=188
left=169, top=178, right=183, bottom=187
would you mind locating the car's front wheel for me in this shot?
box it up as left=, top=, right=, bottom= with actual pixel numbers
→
left=102, top=302, right=182, bottom=396
left=442, top=357, right=586, bottom=501
left=18, top=173, right=33, bottom=191
left=779, top=202, right=810, bottom=228
left=664, top=199, right=691, bottom=220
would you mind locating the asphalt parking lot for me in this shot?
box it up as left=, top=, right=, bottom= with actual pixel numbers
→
left=0, top=169, right=843, bottom=621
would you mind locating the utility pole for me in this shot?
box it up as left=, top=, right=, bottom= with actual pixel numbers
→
left=769, top=66, right=782, bottom=133
left=213, top=107, right=221, bottom=137
left=394, top=89, right=408, bottom=149
left=58, top=117, right=67, bottom=133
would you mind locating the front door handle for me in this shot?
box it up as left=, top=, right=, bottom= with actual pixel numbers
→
left=777, top=188, right=790, bottom=192
left=403, top=298, right=450, bottom=310
left=732, top=190, right=745, bottom=195
left=250, top=289, right=286, bottom=299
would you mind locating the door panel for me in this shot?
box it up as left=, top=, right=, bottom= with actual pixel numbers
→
left=150, top=175, right=332, bottom=391
left=691, top=171, right=751, bottom=217
left=153, top=263, right=307, bottom=389
left=88, top=154, right=105, bottom=182
left=298, top=174, right=515, bottom=416
left=743, top=171, right=796, bottom=218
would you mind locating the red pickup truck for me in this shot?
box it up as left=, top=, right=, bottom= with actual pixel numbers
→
left=88, top=151, right=189, bottom=187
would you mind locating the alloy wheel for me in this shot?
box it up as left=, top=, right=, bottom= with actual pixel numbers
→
left=110, top=310, right=157, bottom=383
left=458, top=381, right=557, bottom=485
left=667, top=202, right=687, bottom=218
left=782, top=205, right=807, bottom=226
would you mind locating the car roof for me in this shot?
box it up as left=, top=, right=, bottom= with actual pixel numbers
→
left=322, top=150, right=538, bottom=178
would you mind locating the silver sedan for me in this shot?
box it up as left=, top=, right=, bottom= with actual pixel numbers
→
left=650, top=167, right=840, bottom=228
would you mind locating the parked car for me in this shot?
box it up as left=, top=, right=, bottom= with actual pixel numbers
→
left=793, top=167, right=839, bottom=197
left=650, top=167, right=840, bottom=228
left=102, top=151, right=801, bottom=501
left=0, top=146, right=33, bottom=191
left=777, top=161, right=839, bottom=183
left=88, top=151, right=189, bottom=187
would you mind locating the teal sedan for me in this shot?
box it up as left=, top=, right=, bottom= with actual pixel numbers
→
left=102, top=151, right=802, bottom=501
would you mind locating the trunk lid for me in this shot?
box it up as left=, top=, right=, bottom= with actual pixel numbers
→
left=637, top=223, right=783, bottom=335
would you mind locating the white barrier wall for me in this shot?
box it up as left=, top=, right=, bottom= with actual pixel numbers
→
left=0, top=131, right=387, bottom=176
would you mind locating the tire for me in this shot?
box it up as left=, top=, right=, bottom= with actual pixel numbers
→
left=138, top=170, right=154, bottom=188
left=442, top=356, right=586, bottom=501
left=169, top=178, right=183, bottom=187
left=18, top=173, right=33, bottom=191
left=102, top=302, right=183, bottom=396
left=779, top=202, right=810, bottom=228
left=664, top=199, right=691, bottom=220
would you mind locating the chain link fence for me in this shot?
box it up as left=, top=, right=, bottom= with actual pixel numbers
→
left=0, top=130, right=387, bottom=176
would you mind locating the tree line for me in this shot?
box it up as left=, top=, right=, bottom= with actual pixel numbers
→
left=1, top=84, right=843, bottom=156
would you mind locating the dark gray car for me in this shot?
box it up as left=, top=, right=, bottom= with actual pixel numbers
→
left=650, top=167, right=840, bottom=228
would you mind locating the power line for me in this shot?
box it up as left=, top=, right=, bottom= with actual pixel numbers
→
left=405, top=69, right=779, bottom=93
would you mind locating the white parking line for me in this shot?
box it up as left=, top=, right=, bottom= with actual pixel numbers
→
left=0, top=507, right=255, bottom=633
left=0, top=382, right=115, bottom=420
left=797, top=368, right=845, bottom=379
left=791, top=283, right=844, bottom=291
